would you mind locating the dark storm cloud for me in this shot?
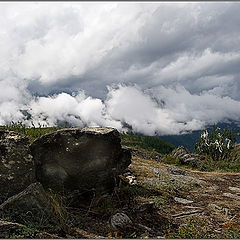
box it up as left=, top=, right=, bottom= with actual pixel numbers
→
left=1, top=2, right=240, bottom=134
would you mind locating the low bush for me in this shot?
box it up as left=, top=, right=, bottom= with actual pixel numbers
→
left=195, top=126, right=238, bottom=161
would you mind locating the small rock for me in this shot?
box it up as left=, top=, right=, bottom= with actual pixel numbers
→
left=208, top=204, right=231, bottom=216
left=133, top=202, right=154, bottom=213
left=207, top=185, right=220, bottom=190
left=208, top=203, right=222, bottom=211
left=125, top=175, right=137, bottom=185
left=172, top=210, right=203, bottom=218
left=122, top=171, right=133, bottom=177
left=167, top=167, right=190, bottom=176
left=173, top=175, right=205, bottom=185
left=123, top=171, right=137, bottom=185
left=143, top=179, right=163, bottom=186
left=110, top=212, right=132, bottom=230
left=229, top=186, right=240, bottom=192
left=151, top=168, right=169, bottom=178
left=185, top=206, right=203, bottom=209
left=223, top=192, right=240, bottom=199
left=152, top=168, right=161, bottom=177
left=174, top=197, right=193, bottom=204
left=213, top=177, right=226, bottom=182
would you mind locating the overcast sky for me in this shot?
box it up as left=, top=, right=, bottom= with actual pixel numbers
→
left=1, top=2, right=240, bottom=135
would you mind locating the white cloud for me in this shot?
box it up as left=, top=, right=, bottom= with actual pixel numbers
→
left=1, top=2, right=240, bottom=135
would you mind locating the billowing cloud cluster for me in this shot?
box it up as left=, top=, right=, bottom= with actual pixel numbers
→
left=1, top=2, right=240, bottom=135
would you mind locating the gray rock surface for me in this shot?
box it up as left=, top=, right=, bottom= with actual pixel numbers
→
left=166, top=167, right=190, bottom=175
left=229, top=186, right=240, bottom=192
left=0, top=182, right=51, bottom=212
left=0, top=182, right=60, bottom=225
left=207, top=185, right=220, bottom=190
left=0, top=130, right=35, bottom=204
left=208, top=203, right=231, bottom=216
left=30, top=127, right=131, bottom=194
left=171, top=146, right=202, bottom=166
left=174, top=197, right=193, bottom=204
left=223, top=192, right=240, bottom=199
left=110, top=212, right=132, bottom=230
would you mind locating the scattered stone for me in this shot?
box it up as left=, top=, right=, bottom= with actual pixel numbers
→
left=136, top=223, right=161, bottom=235
left=208, top=203, right=222, bottom=211
left=125, top=175, right=137, bottom=185
left=223, top=192, right=240, bottom=199
left=213, top=177, right=226, bottom=182
left=208, top=203, right=231, bottom=216
left=110, top=212, right=132, bottom=230
left=30, top=127, right=131, bottom=194
left=174, top=197, right=193, bottom=204
left=151, top=168, right=169, bottom=178
left=0, top=219, right=25, bottom=238
left=207, top=185, right=220, bottom=190
left=143, top=178, right=165, bottom=186
left=152, top=168, right=161, bottom=177
left=166, top=167, right=190, bottom=176
left=173, top=175, right=205, bottom=185
left=122, top=170, right=133, bottom=177
left=222, top=208, right=230, bottom=216
left=123, top=171, right=137, bottom=185
left=172, top=210, right=203, bottom=218
left=185, top=206, right=203, bottom=209
left=229, top=186, right=240, bottom=192
left=133, top=202, right=154, bottom=213
left=129, top=148, right=162, bottom=161
left=0, top=130, right=35, bottom=203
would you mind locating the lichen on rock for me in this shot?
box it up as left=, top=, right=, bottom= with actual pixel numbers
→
left=0, top=130, right=35, bottom=204
left=30, top=127, right=131, bottom=195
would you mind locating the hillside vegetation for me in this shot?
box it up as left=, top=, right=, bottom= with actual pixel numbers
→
left=120, top=132, right=175, bottom=154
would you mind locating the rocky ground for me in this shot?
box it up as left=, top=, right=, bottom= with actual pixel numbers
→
left=127, top=154, right=240, bottom=238
left=1, top=147, right=240, bottom=239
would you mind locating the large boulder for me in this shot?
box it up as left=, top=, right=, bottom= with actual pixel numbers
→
left=30, top=127, right=131, bottom=194
left=0, top=130, right=35, bottom=204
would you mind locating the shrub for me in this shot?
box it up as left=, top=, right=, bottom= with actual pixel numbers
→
left=195, top=126, right=238, bottom=161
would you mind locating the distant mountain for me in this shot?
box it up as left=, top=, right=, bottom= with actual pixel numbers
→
left=160, top=121, right=240, bottom=152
